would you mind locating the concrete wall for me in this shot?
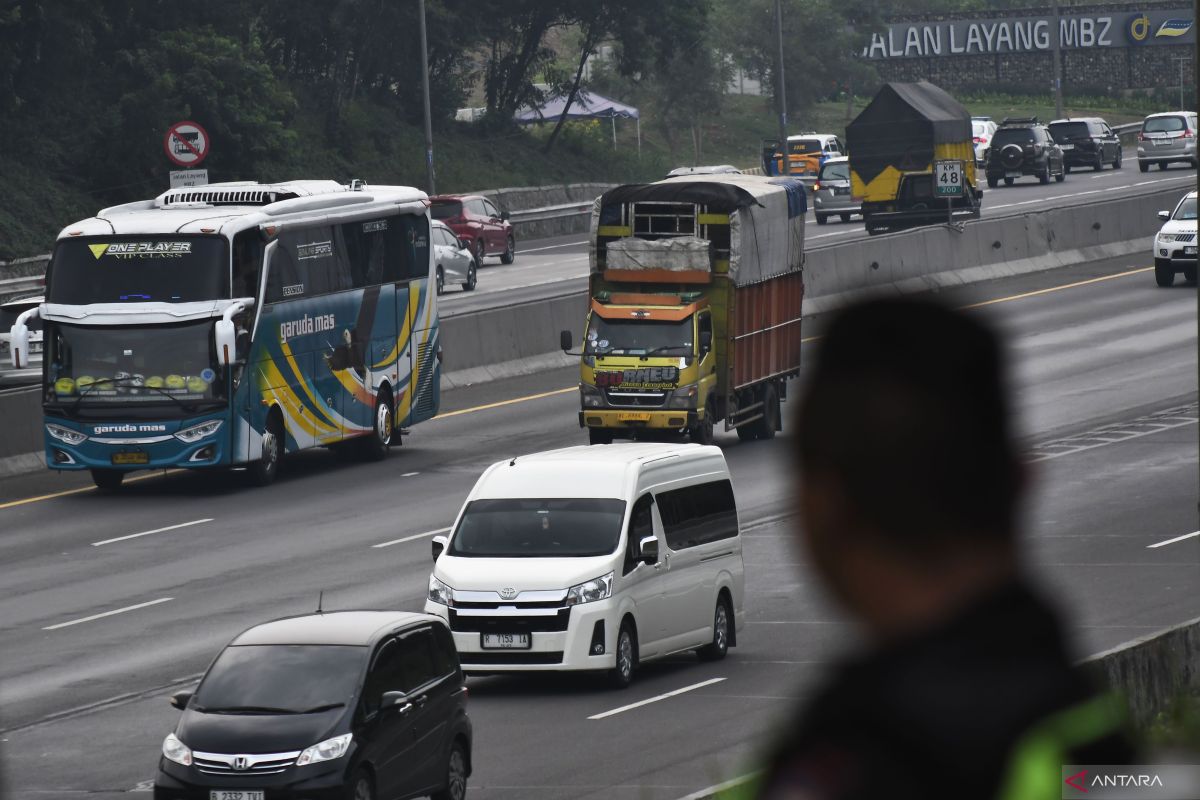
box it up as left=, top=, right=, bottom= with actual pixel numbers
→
left=1085, top=616, right=1200, bottom=730
left=0, top=388, right=43, bottom=477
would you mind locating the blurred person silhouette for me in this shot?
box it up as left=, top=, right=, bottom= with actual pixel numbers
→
left=750, top=297, right=1132, bottom=800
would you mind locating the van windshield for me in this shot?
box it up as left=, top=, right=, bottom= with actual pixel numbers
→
left=447, top=498, right=626, bottom=557
left=819, top=162, right=850, bottom=182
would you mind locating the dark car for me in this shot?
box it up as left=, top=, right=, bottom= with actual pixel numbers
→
left=155, top=611, right=471, bottom=800
left=1048, top=117, right=1122, bottom=172
left=985, top=117, right=1066, bottom=187
left=430, top=195, right=515, bottom=265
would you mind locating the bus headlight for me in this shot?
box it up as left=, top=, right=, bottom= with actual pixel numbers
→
left=46, top=423, right=88, bottom=445
left=174, top=420, right=223, bottom=443
left=566, top=572, right=613, bottom=606
left=668, top=384, right=699, bottom=409
left=580, top=384, right=605, bottom=408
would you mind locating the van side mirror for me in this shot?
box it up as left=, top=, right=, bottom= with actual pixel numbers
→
left=1158, top=210, right=1171, bottom=221
left=215, top=319, right=237, bottom=366
left=560, top=330, right=573, bottom=352
left=639, top=536, right=659, bottom=565
left=381, top=691, right=411, bottom=712
left=169, top=691, right=193, bottom=710
left=431, top=535, right=448, bottom=561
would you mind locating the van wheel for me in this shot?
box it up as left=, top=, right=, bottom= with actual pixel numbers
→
left=431, top=740, right=468, bottom=800
left=90, top=469, right=124, bottom=492
left=609, top=621, right=637, bottom=689
left=249, top=414, right=283, bottom=487
left=699, top=597, right=731, bottom=661
left=1155, top=259, right=1176, bottom=287
left=346, top=768, right=374, bottom=800
left=360, top=391, right=394, bottom=461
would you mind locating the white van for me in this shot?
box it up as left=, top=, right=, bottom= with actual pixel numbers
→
left=424, top=442, right=745, bottom=688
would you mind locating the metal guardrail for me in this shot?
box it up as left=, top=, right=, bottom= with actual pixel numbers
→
left=508, top=201, right=594, bottom=224
left=0, top=274, right=45, bottom=300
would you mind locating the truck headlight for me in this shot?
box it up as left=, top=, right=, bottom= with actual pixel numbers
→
left=297, top=733, right=352, bottom=766
left=162, top=733, right=192, bottom=767
left=46, top=423, right=88, bottom=445
left=428, top=575, right=454, bottom=606
left=566, top=572, right=613, bottom=606
left=174, top=420, right=223, bottom=443
left=668, top=384, right=699, bottom=409
left=580, top=383, right=605, bottom=408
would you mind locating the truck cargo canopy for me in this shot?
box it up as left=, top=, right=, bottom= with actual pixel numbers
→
left=847, top=81, right=972, bottom=185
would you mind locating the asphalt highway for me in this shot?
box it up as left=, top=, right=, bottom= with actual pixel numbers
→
left=0, top=254, right=1196, bottom=799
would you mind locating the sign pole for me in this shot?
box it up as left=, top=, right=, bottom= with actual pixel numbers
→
left=1052, top=2, right=1064, bottom=118
left=775, top=0, right=788, bottom=147
left=418, top=0, right=436, bottom=195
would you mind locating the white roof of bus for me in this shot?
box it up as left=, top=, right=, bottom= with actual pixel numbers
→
left=55, top=180, right=428, bottom=240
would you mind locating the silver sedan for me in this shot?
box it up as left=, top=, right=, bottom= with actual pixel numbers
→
left=432, top=220, right=478, bottom=294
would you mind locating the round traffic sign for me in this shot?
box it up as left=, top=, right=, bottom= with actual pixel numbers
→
left=163, top=120, right=210, bottom=167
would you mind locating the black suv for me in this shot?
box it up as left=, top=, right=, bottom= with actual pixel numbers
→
left=1048, top=117, right=1122, bottom=172
left=985, top=117, right=1066, bottom=187
left=155, top=611, right=471, bottom=800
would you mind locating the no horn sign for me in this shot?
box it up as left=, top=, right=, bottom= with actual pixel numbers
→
left=163, top=121, right=210, bottom=167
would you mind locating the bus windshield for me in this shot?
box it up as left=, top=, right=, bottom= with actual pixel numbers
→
left=46, top=320, right=226, bottom=405
left=47, top=237, right=229, bottom=304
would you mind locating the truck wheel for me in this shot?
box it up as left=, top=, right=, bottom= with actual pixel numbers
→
left=758, top=384, right=779, bottom=440
left=588, top=428, right=613, bottom=445
left=1154, top=259, right=1176, bottom=287
left=690, top=402, right=715, bottom=445
left=90, top=469, right=124, bottom=492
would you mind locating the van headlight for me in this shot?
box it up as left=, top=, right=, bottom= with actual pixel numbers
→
left=297, top=733, right=352, bottom=766
left=428, top=575, right=454, bottom=606
left=162, top=733, right=192, bottom=766
left=46, top=423, right=88, bottom=445
left=566, top=572, right=613, bottom=606
left=174, top=420, right=223, bottom=443
left=580, top=383, right=605, bottom=408
left=668, top=384, right=698, bottom=409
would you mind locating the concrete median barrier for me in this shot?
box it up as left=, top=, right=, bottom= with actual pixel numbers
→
left=0, top=387, right=43, bottom=478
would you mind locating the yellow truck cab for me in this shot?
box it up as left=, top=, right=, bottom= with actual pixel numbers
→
left=562, top=175, right=806, bottom=445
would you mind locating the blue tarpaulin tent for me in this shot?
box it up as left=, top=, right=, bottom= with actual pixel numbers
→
left=515, top=90, right=641, bottom=151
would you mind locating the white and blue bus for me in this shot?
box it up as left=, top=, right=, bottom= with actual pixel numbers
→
left=8, top=180, right=440, bottom=489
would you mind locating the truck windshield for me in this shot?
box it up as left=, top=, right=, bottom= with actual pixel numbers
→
left=586, top=315, right=693, bottom=356
left=448, top=498, right=626, bottom=558
left=46, top=320, right=226, bottom=405
left=47, top=237, right=228, bottom=304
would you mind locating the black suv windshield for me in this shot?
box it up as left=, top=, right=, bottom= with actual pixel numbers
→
left=993, top=128, right=1036, bottom=146
left=1049, top=121, right=1091, bottom=140
left=195, top=645, right=365, bottom=714
left=46, top=320, right=226, bottom=404
left=448, top=498, right=626, bottom=557
left=47, top=237, right=228, bottom=304
left=586, top=315, right=693, bottom=356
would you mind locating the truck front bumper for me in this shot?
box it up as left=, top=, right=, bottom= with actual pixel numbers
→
left=579, top=409, right=697, bottom=431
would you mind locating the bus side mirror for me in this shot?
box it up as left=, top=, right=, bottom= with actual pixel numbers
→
left=9, top=323, right=29, bottom=369
left=215, top=319, right=237, bottom=366
left=560, top=330, right=573, bottom=352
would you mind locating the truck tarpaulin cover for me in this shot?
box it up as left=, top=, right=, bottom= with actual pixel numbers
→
left=590, top=175, right=805, bottom=287
left=846, top=81, right=972, bottom=185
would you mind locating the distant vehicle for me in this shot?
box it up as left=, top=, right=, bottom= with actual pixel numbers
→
left=848, top=81, right=983, bottom=235
left=0, top=294, right=43, bottom=367
left=665, top=165, right=741, bottom=178
left=154, top=611, right=472, bottom=800
left=1048, top=117, right=1121, bottom=172
left=430, top=194, right=515, bottom=265
left=1153, top=190, right=1197, bottom=287
left=812, top=156, right=860, bottom=224
left=1137, top=111, right=1198, bottom=172
left=769, top=133, right=844, bottom=181
left=431, top=220, right=478, bottom=295
left=985, top=117, right=1066, bottom=187
left=424, top=443, right=745, bottom=689
left=972, top=119, right=997, bottom=165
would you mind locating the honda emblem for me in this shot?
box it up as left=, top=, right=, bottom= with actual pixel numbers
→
left=233, top=755, right=249, bottom=771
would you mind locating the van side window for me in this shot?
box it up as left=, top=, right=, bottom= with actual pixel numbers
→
left=395, top=627, right=438, bottom=691
left=657, top=479, right=738, bottom=550
left=430, top=623, right=460, bottom=677
left=624, top=494, right=655, bottom=575
left=362, top=638, right=402, bottom=715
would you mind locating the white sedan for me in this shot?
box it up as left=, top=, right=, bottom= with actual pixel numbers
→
left=432, top=220, right=479, bottom=295
left=1153, top=190, right=1198, bottom=287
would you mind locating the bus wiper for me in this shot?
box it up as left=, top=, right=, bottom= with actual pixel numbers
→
left=72, top=378, right=197, bottom=413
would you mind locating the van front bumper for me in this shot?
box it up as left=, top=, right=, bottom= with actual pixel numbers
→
left=578, top=409, right=696, bottom=432
left=425, top=598, right=621, bottom=673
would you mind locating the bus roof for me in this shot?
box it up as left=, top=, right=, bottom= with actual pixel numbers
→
left=55, top=180, right=428, bottom=241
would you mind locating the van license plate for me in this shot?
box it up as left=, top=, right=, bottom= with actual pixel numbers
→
left=481, top=633, right=530, bottom=650
left=617, top=412, right=651, bottom=422
left=111, top=452, right=149, bottom=465
left=210, top=792, right=264, bottom=800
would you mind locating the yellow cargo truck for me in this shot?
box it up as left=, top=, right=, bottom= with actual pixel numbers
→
left=848, top=81, right=982, bottom=235
left=560, top=175, right=805, bottom=445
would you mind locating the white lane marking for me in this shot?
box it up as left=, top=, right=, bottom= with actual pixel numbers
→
left=1147, top=530, right=1200, bottom=549
left=130, top=780, right=154, bottom=792
left=1027, top=403, right=1197, bottom=463
left=588, top=677, right=726, bottom=720
left=371, top=527, right=451, bottom=549
left=673, top=773, right=761, bottom=800
left=43, top=597, right=173, bottom=631
left=91, top=518, right=213, bottom=547
left=401, top=472, right=420, bottom=477
left=808, top=229, right=859, bottom=239
left=518, top=240, right=588, bottom=253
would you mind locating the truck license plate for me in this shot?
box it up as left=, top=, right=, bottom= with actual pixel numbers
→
left=617, top=412, right=651, bottom=422
left=481, top=633, right=530, bottom=650
left=111, top=452, right=149, bottom=465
